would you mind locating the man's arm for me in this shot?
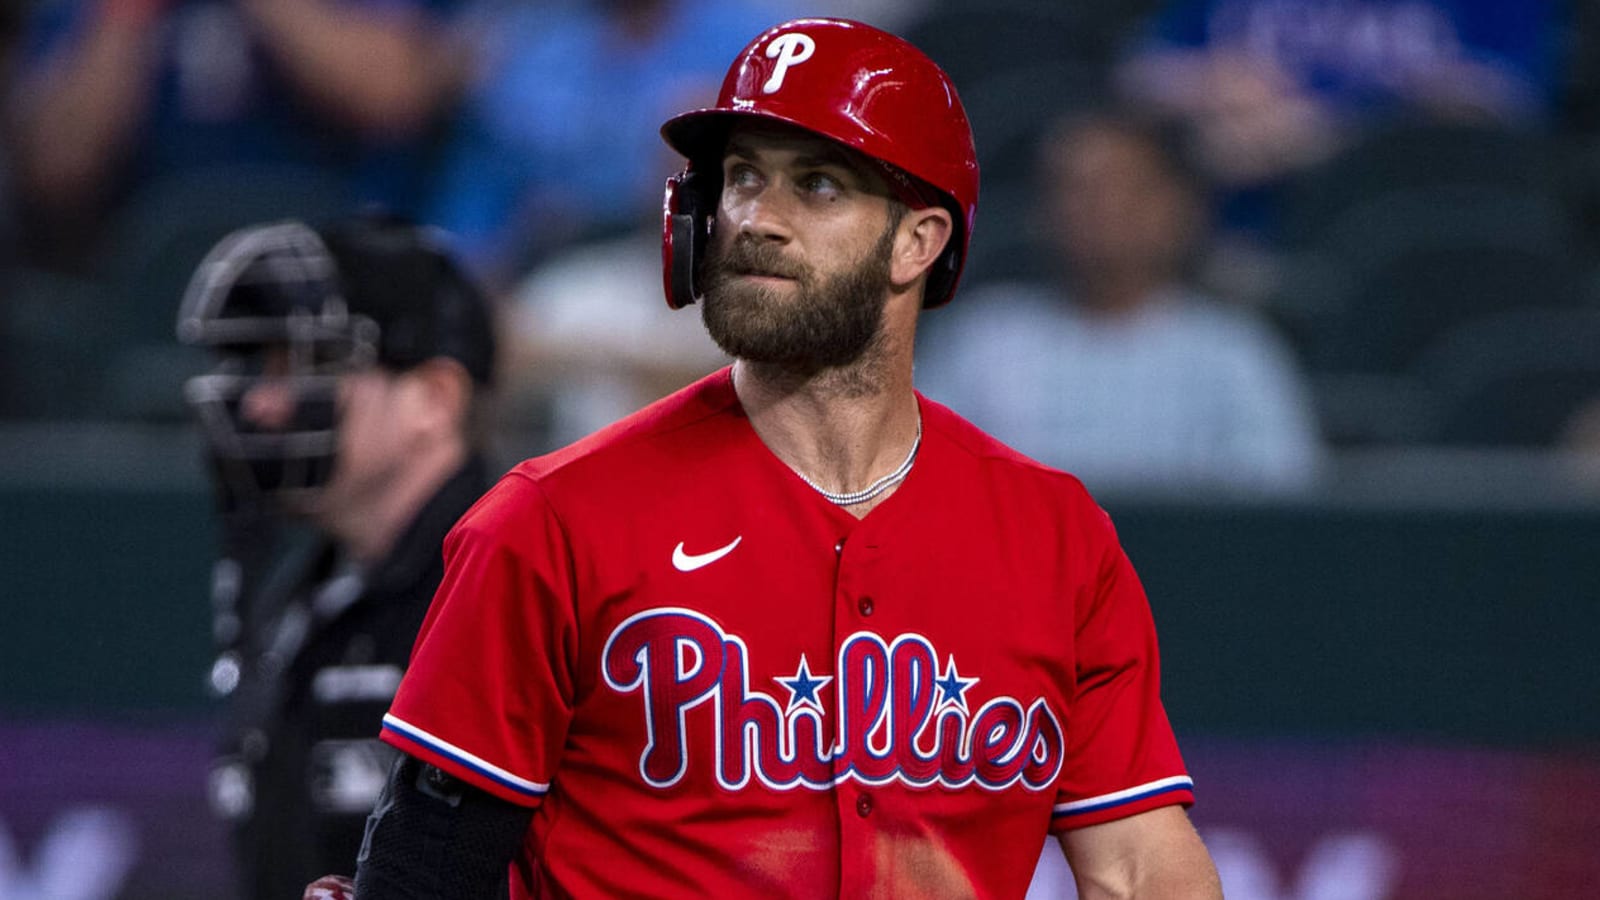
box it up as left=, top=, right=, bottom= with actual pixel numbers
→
left=9, top=0, right=165, bottom=216
left=1058, top=805, right=1222, bottom=900
left=239, top=0, right=472, bottom=137
left=352, top=752, right=533, bottom=899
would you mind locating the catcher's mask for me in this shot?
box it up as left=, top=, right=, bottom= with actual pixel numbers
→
left=179, top=215, right=495, bottom=506
left=659, top=17, right=979, bottom=310
left=177, top=221, right=377, bottom=504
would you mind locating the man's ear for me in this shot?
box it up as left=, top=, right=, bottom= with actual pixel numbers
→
left=399, top=357, right=472, bottom=437
left=891, top=206, right=954, bottom=289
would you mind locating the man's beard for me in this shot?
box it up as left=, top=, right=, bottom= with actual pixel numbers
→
left=699, top=220, right=896, bottom=371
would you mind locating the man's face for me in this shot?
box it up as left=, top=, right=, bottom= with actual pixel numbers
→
left=699, top=123, right=902, bottom=370
left=238, top=346, right=408, bottom=519
left=1046, top=123, right=1197, bottom=280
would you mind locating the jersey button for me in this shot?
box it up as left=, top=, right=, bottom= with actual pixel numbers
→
left=857, top=596, right=874, bottom=616
left=856, top=793, right=873, bottom=817
left=834, top=539, right=845, bottom=555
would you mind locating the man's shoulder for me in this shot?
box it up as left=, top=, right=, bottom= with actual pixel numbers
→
left=920, top=398, right=1116, bottom=547
left=445, top=370, right=740, bottom=549
left=1156, top=292, right=1307, bottom=374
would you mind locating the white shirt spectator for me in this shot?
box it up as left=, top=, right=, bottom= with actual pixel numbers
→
left=918, top=282, right=1324, bottom=497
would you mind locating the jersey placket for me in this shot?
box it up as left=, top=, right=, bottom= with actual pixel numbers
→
left=831, top=523, right=881, bottom=894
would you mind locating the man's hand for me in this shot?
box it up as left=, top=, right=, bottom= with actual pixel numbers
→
left=303, top=874, right=356, bottom=900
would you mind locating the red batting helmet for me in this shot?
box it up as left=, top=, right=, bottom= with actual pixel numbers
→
left=659, top=17, right=979, bottom=309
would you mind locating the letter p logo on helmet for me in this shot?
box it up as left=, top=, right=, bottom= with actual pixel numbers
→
left=762, top=33, right=815, bottom=94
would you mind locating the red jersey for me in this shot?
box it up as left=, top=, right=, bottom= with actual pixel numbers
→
left=381, top=368, right=1193, bottom=898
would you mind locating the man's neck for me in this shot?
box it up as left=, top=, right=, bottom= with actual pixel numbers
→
left=733, top=349, right=920, bottom=518
left=1073, top=268, right=1170, bottom=318
left=317, top=440, right=467, bottom=565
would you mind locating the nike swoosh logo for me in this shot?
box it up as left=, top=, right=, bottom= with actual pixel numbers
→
left=672, top=536, right=743, bottom=572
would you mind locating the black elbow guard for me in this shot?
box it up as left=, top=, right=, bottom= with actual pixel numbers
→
left=354, top=754, right=534, bottom=899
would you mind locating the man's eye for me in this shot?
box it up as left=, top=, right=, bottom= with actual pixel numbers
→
left=727, top=165, right=761, bottom=189
left=800, top=173, right=842, bottom=195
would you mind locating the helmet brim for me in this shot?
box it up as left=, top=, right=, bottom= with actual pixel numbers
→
left=662, top=107, right=844, bottom=166
left=662, top=107, right=946, bottom=216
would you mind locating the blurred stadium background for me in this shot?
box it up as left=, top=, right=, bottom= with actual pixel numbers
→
left=2, top=0, right=1599, bottom=897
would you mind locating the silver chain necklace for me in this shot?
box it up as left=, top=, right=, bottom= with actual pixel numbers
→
left=794, top=417, right=922, bottom=507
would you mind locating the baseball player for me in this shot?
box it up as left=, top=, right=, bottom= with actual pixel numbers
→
left=327, top=18, right=1220, bottom=899
left=176, top=215, right=498, bottom=900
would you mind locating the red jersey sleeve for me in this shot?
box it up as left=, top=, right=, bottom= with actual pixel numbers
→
left=1051, top=504, right=1194, bottom=830
left=379, top=471, right=579, bottom=807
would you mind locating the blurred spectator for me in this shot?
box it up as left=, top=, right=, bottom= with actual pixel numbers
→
left=421, top=0, right=795, bottom=290
left=1115, top=0, right=1563, bottom=259
left=175, top=215, right=498, bottom=899
left=7, top=0, right=473, bottom=269
left=500, top=226, right=728, bottom=449
left=918, top=111, right=1324, bottom=497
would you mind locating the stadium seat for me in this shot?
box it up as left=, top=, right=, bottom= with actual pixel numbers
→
left=959, top=60, right=1105, bottom=180
left=1269, top=123, right=1585, bottom=378
left=0, top=266, right=119, bottom=419
left=959, top=181, right=1054, bottom=289
left=1411, top=308, right=1600, bottom=446
left=902, top=0, right=1103, bottom=90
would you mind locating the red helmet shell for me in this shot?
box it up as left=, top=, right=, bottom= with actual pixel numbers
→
left=661, top=18, right=979, bottom=308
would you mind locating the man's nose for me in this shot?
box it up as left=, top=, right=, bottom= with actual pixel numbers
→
left=734, top=186, right=795, bottom=244
left=240, top=380, right=297, bottom=430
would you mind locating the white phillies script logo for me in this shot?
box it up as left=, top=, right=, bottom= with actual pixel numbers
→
left=601, top=608, right=1065, bottom=793
left=762, top=32, right=816, bottom=94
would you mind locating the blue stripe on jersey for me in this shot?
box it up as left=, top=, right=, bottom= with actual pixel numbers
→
left=1052, top=775, right=1194, bottom=820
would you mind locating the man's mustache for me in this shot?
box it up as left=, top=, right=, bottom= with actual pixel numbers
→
left=714, top=238, right=809, bottom=282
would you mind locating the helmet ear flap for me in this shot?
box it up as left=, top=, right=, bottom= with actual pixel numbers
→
left=662, top=166, right=719, bottom=309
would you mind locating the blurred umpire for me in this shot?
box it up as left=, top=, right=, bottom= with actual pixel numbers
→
left=176, top=215, right=497, bottom=899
